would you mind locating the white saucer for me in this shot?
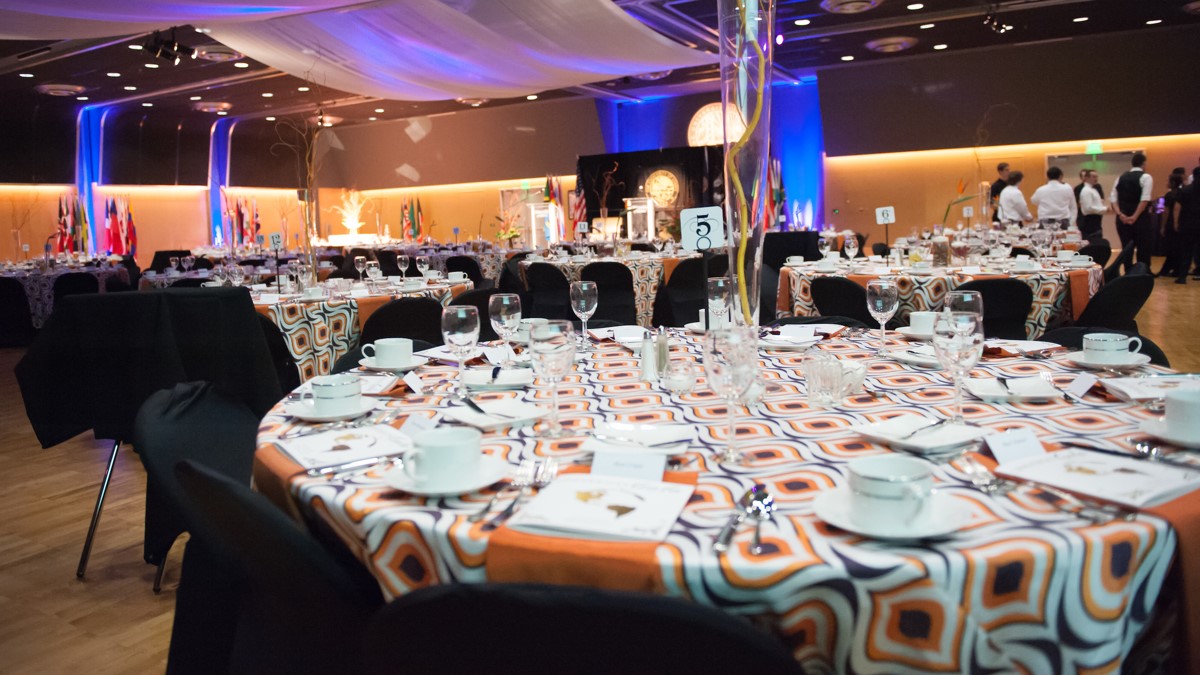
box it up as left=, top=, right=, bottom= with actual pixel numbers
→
left=1139, top=418, right=1200, bottom=449
left=851, top=416, right=986, bottom=454
left=903, top=267, right=936, bottom=276
left=759, top=336, right=821, bottom=350
left=382, top=454, right=510, bottom=497
left=283, top=398, right=379, bottom=423
left=1064, top=351, right=1152, bottom=370
left=896, top=326, right=933, bottom=341
left=985, top=339, right=1058, bottom=354
left=812, top=488, right=970, bottom=540
left=359, top=356, right=429, bottom=373
left=889, top=346, right=942, bottom=368
left=463, top=367, right=534, bottom=390
left=1064, top=260, right=1095, bottom=268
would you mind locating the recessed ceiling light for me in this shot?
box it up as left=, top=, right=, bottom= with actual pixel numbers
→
left=1146, top=19, right=1162, bottom=25
left=145, top=63, right=159, bottom=69
left=190, top=96, right=201, bottom=101
left=265, top=116, right=276, bottom=121
left=906, top=3, right=923, bottom=9
left=107, top=72, right=120, bottom=77
left=1073, top=16, right=1088, bottom=22
left=18, top=73, right=33, bottom=78
left=368, top=116, right=377, bottom=121
left=934, top=43, right=948, bottom=50
left=142, top=102, right=153, bottom=107
left=794, top=18, right=811, bottom=26
left=76, top=96, right=89, bottom=101
left=374, top=108, right=385, bottom=113
left=841, top=55, right=855, bottom=61
left=216, top=111, right=227, bottom=115
left=128, top=44, right=143, bottom=50
left=920, top=23, right=934, bottom=29
left=124, top=86, right=136, bottom=91
left=262, top=93, right=273, bottom=98
left=297, top=86, right=310, bottom=92
left=776, top=34, right=784, bottom=45
left=233, top=62, right=249, bottom=68
left=526, top=94, right=538, bottom=100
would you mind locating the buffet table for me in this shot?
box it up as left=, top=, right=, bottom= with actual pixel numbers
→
left=252, top=331, right=1191, bottom=672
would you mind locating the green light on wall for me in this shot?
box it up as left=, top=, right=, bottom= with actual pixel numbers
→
left=1085, top=141, right=1104, bottom=155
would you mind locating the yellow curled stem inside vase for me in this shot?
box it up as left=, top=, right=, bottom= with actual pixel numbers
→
left=725, top=27, right=767, bottom=325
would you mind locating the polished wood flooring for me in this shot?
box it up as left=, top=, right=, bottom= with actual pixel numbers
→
left=0, top=263, right=1197, bottom=673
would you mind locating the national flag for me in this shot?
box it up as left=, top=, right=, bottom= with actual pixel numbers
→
left=408, top=197, right=418, bottom=240
left=400, top=197, right=412, bottom=240
left=74, top=198, right=89, bottom=254
left=125, top=202, right=138, bottom=257
left=571, top=188, right=586, bottom=236
left=253, top=199, right=261, bottom=238
left=110, top=198, right=126, bottom=256
left=416, top=198, right=424, bottom=241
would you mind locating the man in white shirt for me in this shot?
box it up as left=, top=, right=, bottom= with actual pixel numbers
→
left=1077, top=170, right=1109, bottom=240
left=997, top=170, right=1033, bottom=224
left=1110, top=152, right=1154, bottom=266
left=1030, top=166, right=1078, bottom=227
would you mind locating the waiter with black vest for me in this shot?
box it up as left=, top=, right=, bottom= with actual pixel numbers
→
left=1110, top=152, right=1155, bottom=267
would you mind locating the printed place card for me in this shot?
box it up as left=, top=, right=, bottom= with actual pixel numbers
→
left=590, top=451, right=667, bottom=482
left=985, top=428, right=1046, bottom=464
left=1064, top=373, right=1099, bottom=400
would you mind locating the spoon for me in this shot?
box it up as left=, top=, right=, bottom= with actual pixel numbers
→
left=996, top=376, right=1013, bottom=396
left=748, top=488, right=776, bottom=556
left=713, top=486, right=759, bottom=553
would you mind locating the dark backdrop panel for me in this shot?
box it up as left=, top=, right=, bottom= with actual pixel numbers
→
left=819, top=25, right=1200, bottom=156
left=0, top=92, right=76, bottom=183
left=104, top=107, right=210, bottom=185
left=229, top=118, right=310, bottom=189
left=576, top=146, right=723, bottom=218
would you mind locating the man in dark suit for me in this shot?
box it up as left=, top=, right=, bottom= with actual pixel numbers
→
left=989, top=163, right=1010, bottom=223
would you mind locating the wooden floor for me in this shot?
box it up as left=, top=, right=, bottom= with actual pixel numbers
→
left=0, top=261, right=1197, bottom=673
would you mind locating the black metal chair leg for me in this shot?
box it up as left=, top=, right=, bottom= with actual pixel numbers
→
left=153, top=559, right=167, bottom=593
left=76, top=440, right=121, bottom=579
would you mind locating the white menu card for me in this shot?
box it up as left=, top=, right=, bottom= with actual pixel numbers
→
left=508, top=474, right=693, bottom=541
left=998, top=447, right=1200, bottom=508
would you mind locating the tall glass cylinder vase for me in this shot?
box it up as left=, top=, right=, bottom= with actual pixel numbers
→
left=718, top=0, right=774, bottom=328
left=297, top=189, right=320, bottom=289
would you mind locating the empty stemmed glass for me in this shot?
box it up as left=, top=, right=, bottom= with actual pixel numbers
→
left=931, top=311, right=984, bottom=424
left=225, top=262, right=245, bottom=287
left=703, top=326, right=758, bottom=464
left=365, top=260, right=382, bottom=290
left=706, top=277, right=731, bottom=329
left=416, top=255, right=430, bottom=278
left=441, top=306, right=480, bottom=402
left=945, top=289, right=984, bottom=318
left=488, top=293, right=522, bottom=368
left=865, top=279, right=899, bottom=356
left=182, top=255, right=195, bottom=273
left=529, top=320, right=576, bottom=438
left=843, top=233, right=859, bottom=261
left=397, top=254, right=410, bottom=277
left=353, top=255, right=367, bottom=282
left=569, top=280, right=598, bottom=349
left=168, top=256, right=180, bottom=272
left=817, top=235, right=831, bottom=258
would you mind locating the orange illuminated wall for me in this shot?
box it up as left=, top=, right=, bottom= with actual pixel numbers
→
left=824, top=134, right=1200, bottom=247
left=0, top=185, right=76, bottom=262
left=91, top=185, right=209, bottom=264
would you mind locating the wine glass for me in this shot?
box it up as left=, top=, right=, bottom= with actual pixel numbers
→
left=416, top=255, right=430, bottom=278
left=365, top=261, right=382, bottom=290
left=441, top=305, right=480, bottom=402
left=529, top=320, right=576, bottom=438
left=706, top=277, right=730, bottom=329
left=843, top=233, right=859, bottom=260
left=945, top=289, right=984, bottom=318
left=353, top=255, right=367, bottom=282
left=488, top=293, right=522, bottom=368
left=182, top=255, right=195, bottom=272
left=168, top=256, right=180, bottom=272
left=865, top=279, right=899, bottom=356
left=931, top=311, right=984, bottom=424
left=817, top=235, right=831, bottom=258
left=397, top=254, right=410, bottom=276
left=703, top=326, right=758, bottom=464
left=569, top=280, right=598, bottom=348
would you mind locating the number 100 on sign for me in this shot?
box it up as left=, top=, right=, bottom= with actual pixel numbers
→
left=680, top=206, right=726, bottom=252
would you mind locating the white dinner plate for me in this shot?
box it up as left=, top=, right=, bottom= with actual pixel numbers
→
left=812, top=488, right=970, bottom=540
left=964, top=376, right=1061, bottom=402
left=382, top=454, right=510, bottom=497
left=759, top=336, right=822, bottom=350
left=985, top=339, right=1058, bottom=353
left=1064, top=260, right=1096, bottom=268
left=851, top=416, right=986, bottom=454
left=359, top=356, right=429, bottom=373
left=1139, top=418, right=1200, bottom=450
left=889, top=346, right=942, bottom=368
left=1064, top=351, right=1152, bottom=371
left=283, top=398, right=379, bottom=423
left=896, top=327, right=933, bottom=341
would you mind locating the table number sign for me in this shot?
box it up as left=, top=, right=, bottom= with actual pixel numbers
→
left=962, top=206, right=975, bottom=218
left=268, top=232, right=284, bottom=250
left=875, top=206, right=896, bottom=225
left=680, top=206, right=725, bottom=252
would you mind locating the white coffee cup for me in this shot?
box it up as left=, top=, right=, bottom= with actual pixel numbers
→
left=846, top=455, right=932, bottom=530
left=401, top=278, right=423, bottom=290
left=825, top=251, right=841, bottom=261
left=1057, top=250, right=1075, bottom=261
left=301, top=374, right=362, bottom=416
left=363, top=337, right=412, bottom=368
left=405, top=428, right=483, bottom=490
left=1071, top=255, right=1092, bottom=265
left=515, top=317, right=548, bottom=342
left=423, top=270, right=443, bottom=281
left=1082, top=332, right=1142, bottom=364
left=908, top=311, right=937, bottom=335
left=1164, top=389, right=1200, bottom=441
left=448, top=271, right=467, bottom=282
left=786, top=255, right=805, bottom=265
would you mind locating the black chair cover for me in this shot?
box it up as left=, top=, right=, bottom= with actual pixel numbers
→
left=525, top=262, right=572, bottom=321
left=191, top=257, right=214, bottom=270
left=1076, top=241, right=1112, bottom=268
left=174, top=461, right=383, bottom=675
left=169, top=277, right=208, bottom=288
left=763, top=231, right=821, bottom=269
left=1042, top=327, right=1169, bottom=367
left=257, top=313, right=301, bottom=392
left=119, top=254, right=141, bottom=287
left=449, top=288, right=504, bottom=341
left=104, top=276, right=133, bottom=292
left=53, top=272, right=99, bottom=300
left=809, top=276, right=876, bottom=327
left=360, top=297, right=446, bottom=346
left=326, top=267, right=362, bottom=280
left=581, top=262, right=638, bottom=326
left=16, top=287, right=281, bottom=447
left=706, top=251, right=730, bottom=278
left=630, top=242, right=656, bottom=252
left=652, top=257, right=707, bottom=327
left=872, top=242, right=891, bottom=257
left=446, top=255, right=494, bottom=289
left=498, top=251, right=531, bottom=293
left=148, top=250, right=194, bottom=273
left=758, top=263, right=780, bottom=325
left=0, top=276, right=36, bottom=347
left=363, top=583, right=802, bottom=675
left=1104, top=241, right=1136, bottom=282
left=374, top=249, right=401, bottom=276
left=1075, top=273, right=1154, bottom=333
left=1009, top=247, right=1037, bottom=258
left=954, top=278, right=1034, bottom=340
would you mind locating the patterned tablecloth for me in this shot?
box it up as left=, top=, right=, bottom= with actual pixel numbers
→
left=1, top=266, right=129, bottom=328
left=777, top=264, right=1105, bottom=338
left=519, top=254, right=698, bottom=327
left=254, top=332, right=1187, bottom=673
left=254, top=281, right=472, bottom=380
left=380, top=248, right=510, bottom=283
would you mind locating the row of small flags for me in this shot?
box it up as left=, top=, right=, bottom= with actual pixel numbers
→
left=55, top=195, right=137, bottom=256
left=230, top=197, right=261, bottom=246
left=543, top=175, right=567, bottom=238
left=399, top=196, right=424, bottom=241
left=54, top=195, right=90, bottom=254
left=104, top=197, right=138, bottom=257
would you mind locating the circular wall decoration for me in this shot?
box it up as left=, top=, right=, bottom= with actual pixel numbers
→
left=687, top=101, right=746, bottom=147
left=644, top=170, right=680, bottom=208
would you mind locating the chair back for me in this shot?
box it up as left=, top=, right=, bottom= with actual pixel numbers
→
left=1075, top=273, right=1154, bottom=333
left=580, top=261, right=638, bottom=325
left=1009, top=246, right=1036, bottom=258
left=763, top=231, right=821, bottom=269
left=1076, top=241, right=1111, bottom=268
left=148, top=250, right=194, bottom=273
left=1104, top=241, right=1136, bottom=282
left=1042, top=327, right=1169, bottom=367
left=0, top=276, right=36, bottom=347
left=524, top=262, right=572, bottom=321
left=449, top=288, right=504, bottom=341
left=809, top=276, right=875, bottom=326
left=705, top=251, right=730, bottom=277
left=53, top=272, right=99, bottom=300
left=778, top=315, right=870, bottom=329
left=653, top=257, right=707, bottom=326
left=363, top=583, right=801, bottom=675
left=954, top=278, right=1034, bottom=339
left=175, top=460, right=382, bottom=674
left=374, top=249, right=401, bottom=276
left=257, top=314, right=300, bottom=391
left=630, top=242, right=656, bottom=252
left=872, top=242, right=891, bottom=257
left=499, top=251, right=531, bottom=293
left=360, top=297, right=446, bottom=346
left=446, top=255, right=486, bottom=287
left=191, top=257, right=214, bottom=270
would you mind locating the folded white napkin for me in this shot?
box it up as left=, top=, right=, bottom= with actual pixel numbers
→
left=441, top=400, right=546, bottom=430
left=463, top=368, right=534, bottom=389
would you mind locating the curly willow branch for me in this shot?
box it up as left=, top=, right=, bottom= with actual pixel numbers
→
left=725, top=23, right=767, bottom=325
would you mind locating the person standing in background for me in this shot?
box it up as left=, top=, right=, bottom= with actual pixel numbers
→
left=997, top=171, right=1033, bottom=224
left=990, top=163, right=1010, bottom=223
left=1031, top=166, right=1078, bottom=228
left=1077, top=170, right=1109, bottom=241
left=1172, top=167, right=1200, bottom=284
left=1111, top=152, right=1155, bottom=266
left=1156, top=168, right=1186, bottom=277
left=1074, top=169, right=1089, bottom=230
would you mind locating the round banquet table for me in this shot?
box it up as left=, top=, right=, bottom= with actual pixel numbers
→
left=1, top=265, right=129, bottom=328
left=253, top=330, right=1192, bottom=673
left=252, top=280, right=472, bottom=381
left=381, top=248, right=509, bottom=284
left=519, top=253, right=700, bottom=327
left=776, top=261, right=1104, bottom=338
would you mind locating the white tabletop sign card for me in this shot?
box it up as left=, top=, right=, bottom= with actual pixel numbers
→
left=962, top=206, right=975, bottom=218
left=680, top=206, right=725, bottom=252
left=875, top=206, right=896, bottom=226
left=268, top=232, right=284, bottom=250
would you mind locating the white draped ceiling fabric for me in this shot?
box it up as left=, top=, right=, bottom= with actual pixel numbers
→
left=1, top=0, right=714, bottom=101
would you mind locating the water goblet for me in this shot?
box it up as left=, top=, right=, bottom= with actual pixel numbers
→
left=182, top=255, right=195, bottom=272
left=530, top=321, right=576, bottom=438
left=703, top=326, right=758, bottom=464
left=397, top=254, right=410, bottom=276
left=817, top=235, right=831, bottom=258
left=843, top=233, right=859, bottom=260
left=365, top=261, right=382, bottom=290
left=931, top=311, right=984, bottom=424
left=488, top=293, right=522, bottom=368
left=416, top=256, right=430, bottom=277
left=168, top=256, right=180, bottom=272
left=225, top=263, right=245, bottom=287
left=569, top=280, right=598, bottom=349
left=441, top=305, right=480, bottom=401
left=865, top=279, right=899, bottom=356
left=706, top=277, right=731, bottom=329
left=945, top=289, right=984, bottom=318
left=353, top=255, right=367, bottom=282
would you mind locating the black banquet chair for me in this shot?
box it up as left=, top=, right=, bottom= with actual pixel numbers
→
left=450, top=287, right=504, bottom=341
left=52, top=271, right=99, bottom=301
left=132, top=382, right=260, bottom=592
left=1103, top=241, right=1136, bottom=282
left=498, top=251, right=530, bottom=293
left=374, top=249, right=401, bottom=276
left=169, top=277, right=208, bottom=288
left=174, top=461, right=383, bottom=675
left=778, top=314, right=870, bottom=330
left=0, top=276, right=36, bottom=347
left=1076, top=240, right=1111, bottom=268
left=446, top=255, right=494, bottom=289
left=1041, top=327, right=1169, bottom=367
left=363, top=583, right=802, bottom=675
left=809, top=276, right=876, bottom=327
left=581, top=261, right=638, bottom=326
left=360, top=297, right=446, bottom=346
left=651, top=256, right=708, bottom=327
left=1074, top=271, right=1154, bottom=333
left=258, top=313, right=301, bottom=392
left=762, top=230, right=821, bottom=269
left=524, top=262, right=572, bottom=321
left=953, top=278, right=1034, bottom=340
left=149, top=249, right=194, bottom=273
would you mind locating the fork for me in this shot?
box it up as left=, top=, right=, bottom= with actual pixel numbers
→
left=483, top=459, right=558, bottom=530
left=469, top=459, right=534, bottom=523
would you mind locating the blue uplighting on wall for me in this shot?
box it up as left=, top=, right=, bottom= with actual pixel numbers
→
left=75, top=105, right=109, bottom=254
left=208, top=116, right=237, bottom=244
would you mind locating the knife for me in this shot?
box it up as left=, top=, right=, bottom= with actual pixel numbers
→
left=1060, top=441, right=1195, bottom=468
left=305, top=451, right=408, bottom=477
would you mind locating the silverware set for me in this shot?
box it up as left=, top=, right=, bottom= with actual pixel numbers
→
left=280, top=408, right=401, bottom=439
left=479, top=458, right=558, bottom=530
left=713, top=484, right=775, bottom=555
left=959, top=454, right=1134, bottom=524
